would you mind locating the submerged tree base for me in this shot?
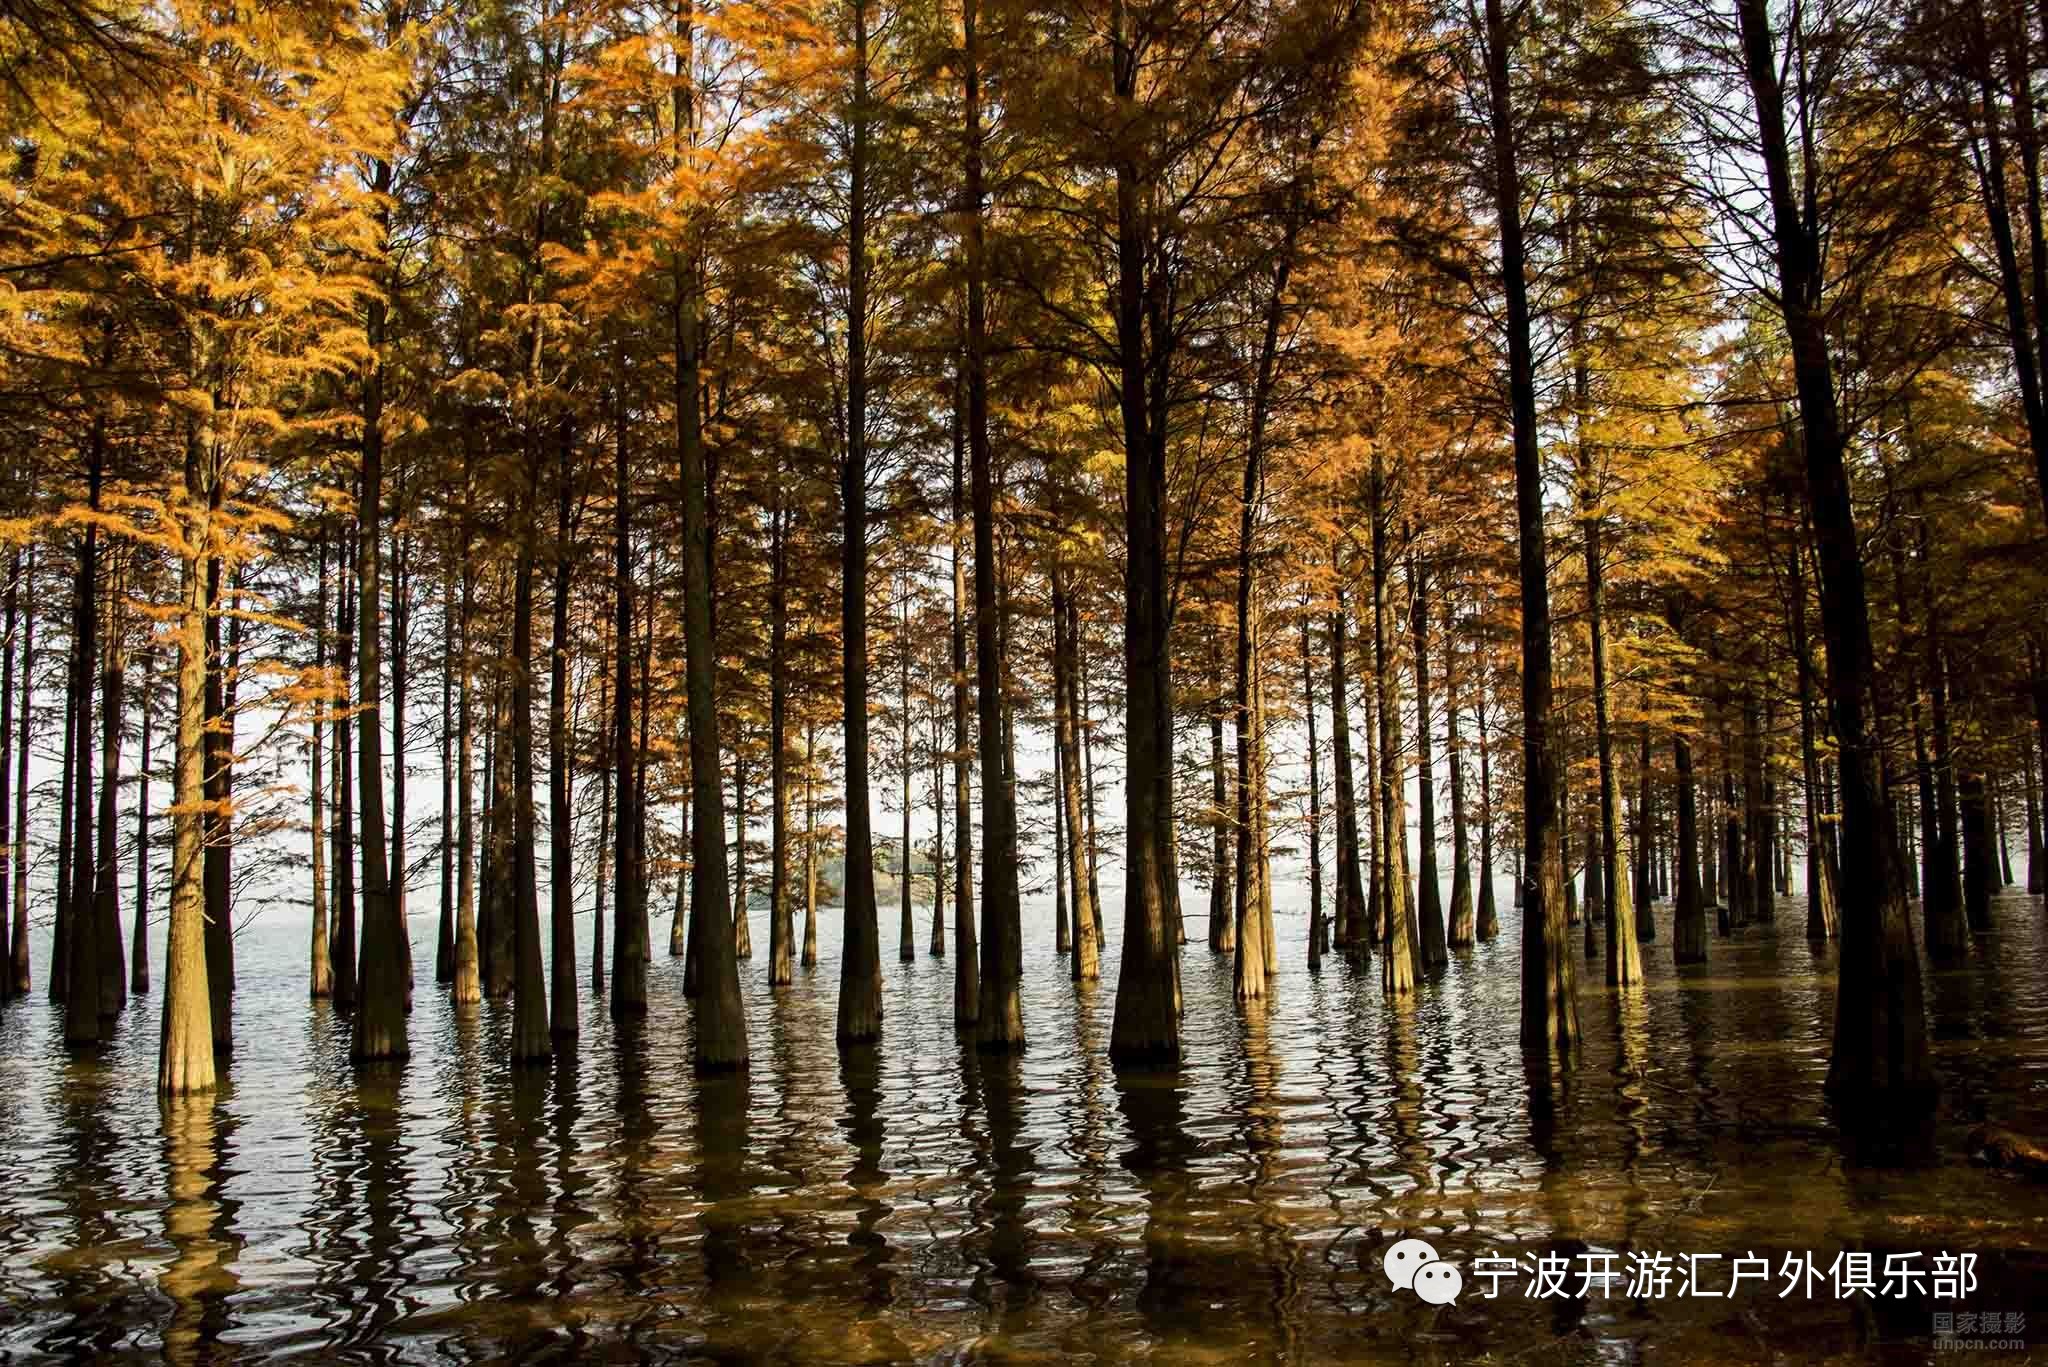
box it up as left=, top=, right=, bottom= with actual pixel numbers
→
left=1826, top=1083, right=1939, bottom=1164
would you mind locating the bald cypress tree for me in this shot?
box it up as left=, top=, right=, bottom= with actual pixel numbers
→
left=63, top=445, right=101, bottom=1046
left=1731, top=0, right=1931, bottom=1126
left=950, top=373, right=978, bottom=1030
left=1330, top=584, right=1366, bottom=952
left=1444, top=593, right=1475, bottom=951
left=0, top=546, right=14, bottom=1006
left=1482, top=0, right=1577, bottom=1059
left=837, top=0, right=884, bottom=1047
left=1409, top=551, right=1447, bottom=975
left=8, top=546, right=29, bottom=997
left=93, top=578, right=127, bottom=1018
left=966, top=0, right=1021, bottom=1052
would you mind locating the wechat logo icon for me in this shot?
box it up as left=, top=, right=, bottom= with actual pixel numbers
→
left=1383, top=1236, right=1462, bottom=1305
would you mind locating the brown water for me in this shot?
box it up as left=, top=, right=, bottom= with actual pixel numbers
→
left=2, top=890, right=2046, bottom=1363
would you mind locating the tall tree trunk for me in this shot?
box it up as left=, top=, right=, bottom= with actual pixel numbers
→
left=8, top=545, right=30, bottom=996
left=899, top=579, right=915, bottom=964
left=594, top=663, right=609, bottom=996
left=1363, top=641, right=1382, bottom=946
left=1081, top=637, right=1105, bottom=945
left=0, top=545, right=14, bottom=1005
left=2024, top=714, right=2043, bottom=895
left=1583, top=511, right=1638, bottom=986
left=1331, top=583, right=1366, bottom=953
left=160, top=469, right=215, bottom=1095
left=1252, top=636, right=1274, bottom=964
left=1957, top=662, right=1996, bottom=935
left=734, top=737, right=753, bottom=959
left=1408, top=550, right=1446, bottom=973
left=1736, top=0, right=1930, bottom=1121
left=502, top=18, right=561, bottom=1063
left=1486, top=0, right=1575, bottom=1059
left=1303, top=610, right=1324, bottom=969
left=64, top=445, right=101, bottom=1045
left=483, top=674, right=515, bottom=998
left=453, top=488, right=481, bottom=1007
left=95, top=578, right=126, bottom=1017
left=769, top=472, right=794, bottom=988
left=1580, top=798, right=1599, bottom=957
left=1055, top=725, right=1070, bottom=955
left=676, top=0, right=746, bottom=1072
left=334, top=556, right=358, bottom=1009
left=1632, top=734, right=1651, bottom=913
left=1208, top=708, right=1234, bottom=953
left=677, top=816, right=700, bottom=980
left=1912, top=710, right=1937, bottom=910
left=1444, top=593, right=1473, bottom=950
left=1996, top=769, right=2015, bottom=888
left=1477, top=695, right=1499, bottom=941
left=1779, top=799, right=1794, bottom=896
left=968, top=0, right=1022, bottom=1052
left=608, top=160, right=644, bottom=1019
left=930, top=726, right=945, bottom=958
left=219, top=569, right=246, bottom=997
left=1745, top=694, right=1771, bottom=923
left=1674, top=731, right=1707, bottom=964
left=507, top=460, right=551, bottom=1062
left=351, top=173, right=405, bottom=1062
left=1635, top=722, right=1657, bottom=940
left=1581, top=804, right=1599, bottom=959
left=950, top=368, right=977, bottom=1026
left=1693, top=777, right=1709, bottom=907
left=1234, top=600, right=1270, bottom=1002
left=308, top=530, right=330, bottom=998
left=804, top=723, right=821, bottom=970
left=1058, top=562, right=1098, bottom=982
left=1720, top=721, right=1741, bottom=933
left=390, top=532, right=411, bottom=999
left=1371, top=451, right=1415, bottom=997
left=54, top=616, right=74, bottom=1004
left=1105, top=0, right=1179, bottom=1065
left=1923, top=599, right=1966, bottom=959
left=837, top=0, right=885, bottom=1046
left=436, top=559, right=454, bottom=986
left=1790, top=527, right=1838, bottom=939
left=634, top=590, right=653, bottom=976
left=1230, top=226, right=1298, bottom=997
left=1562, top=782, right=1581, bottom=928
left=133, top=648, right=152, bottom=994
left=669, top=791, right=689, bottom=960
left=549, top=427, right=578, bottom=1040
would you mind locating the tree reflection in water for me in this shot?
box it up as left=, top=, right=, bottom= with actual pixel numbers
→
left=2, top=904, right=2047, bottom=1360
left=158, top=1091, right=239, bottom=1367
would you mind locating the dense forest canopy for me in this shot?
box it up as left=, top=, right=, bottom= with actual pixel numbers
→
left=0, top=0, right=2044, bottom=1145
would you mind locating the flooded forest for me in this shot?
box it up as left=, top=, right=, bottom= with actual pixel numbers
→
left=2, top=0, right=2048, bottom=1359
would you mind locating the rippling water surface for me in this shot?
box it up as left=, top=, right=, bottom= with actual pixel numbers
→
left=2, top=887, right=2047, bottom=1363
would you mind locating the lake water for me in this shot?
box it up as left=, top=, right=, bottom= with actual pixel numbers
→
left=1, top=887, right=2045, bottom=1362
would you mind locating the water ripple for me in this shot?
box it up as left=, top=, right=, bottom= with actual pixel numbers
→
left=0, top=891, right=2046, bottom=1360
